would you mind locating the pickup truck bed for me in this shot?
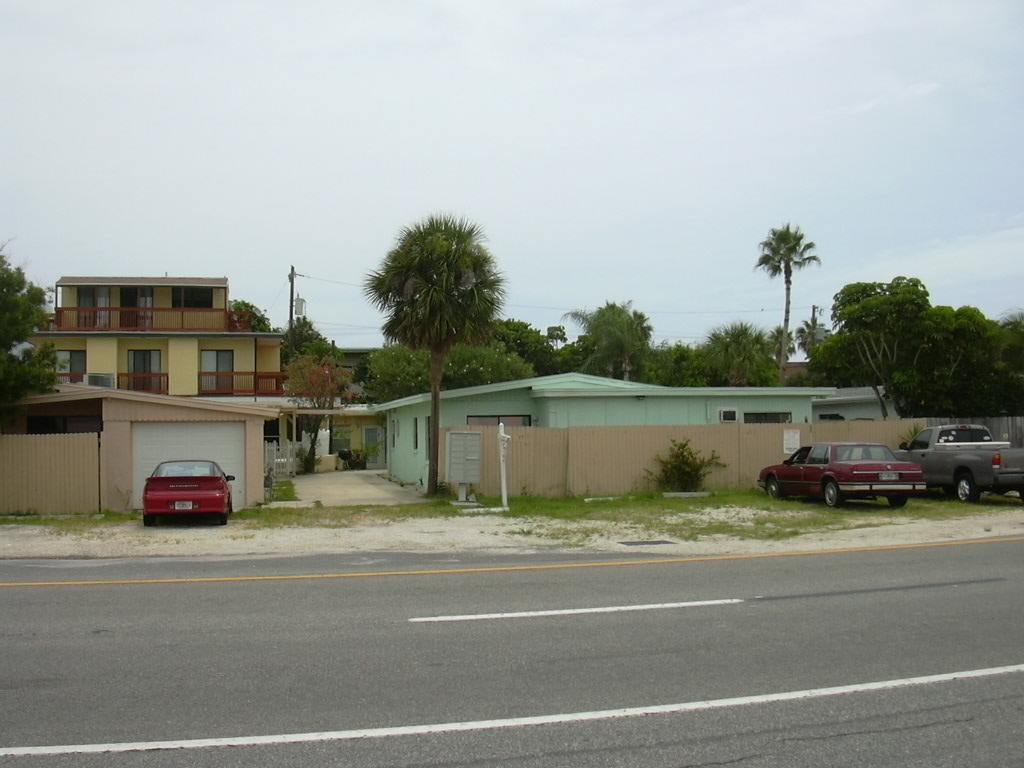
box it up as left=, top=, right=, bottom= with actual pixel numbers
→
left=894, top=425, right=1024, bottom=503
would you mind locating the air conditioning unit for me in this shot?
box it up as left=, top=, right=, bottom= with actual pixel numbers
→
left=718, top=409, right=738, bottom=423
left=86, top=373, right=116, bottom=388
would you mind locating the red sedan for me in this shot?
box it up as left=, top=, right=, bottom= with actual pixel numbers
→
left=758, top=442, right=925, bottom=508
left=142, top=460, right=235, bottom=527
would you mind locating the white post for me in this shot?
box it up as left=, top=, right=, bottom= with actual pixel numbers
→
left=498, top=422, right=511, bottom=510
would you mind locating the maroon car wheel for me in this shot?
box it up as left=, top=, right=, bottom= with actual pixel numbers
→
left=823, top=480, right=843, bottom=507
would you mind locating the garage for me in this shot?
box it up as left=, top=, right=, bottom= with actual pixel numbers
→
left=132, top=422, right=247, bottom=509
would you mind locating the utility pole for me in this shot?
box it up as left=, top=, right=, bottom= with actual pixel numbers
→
left=288, top=265, right=296, bottom=332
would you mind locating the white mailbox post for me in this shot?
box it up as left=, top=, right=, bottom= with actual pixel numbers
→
left=446, top=431, right=482, bottom=502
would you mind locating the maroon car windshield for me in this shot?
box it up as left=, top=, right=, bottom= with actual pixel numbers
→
left=151, top=461, right=221, bottom=478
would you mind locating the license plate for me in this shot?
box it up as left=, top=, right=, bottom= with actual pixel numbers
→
left=879, top=472, right=898, bottom=481
left=173, top=501, right=194, bottom=510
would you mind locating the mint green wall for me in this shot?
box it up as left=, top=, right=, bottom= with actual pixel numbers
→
left=541, top=394, right=817, bottom=427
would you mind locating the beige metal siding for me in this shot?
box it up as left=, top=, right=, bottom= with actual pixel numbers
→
left=440, top=420, right=921, bottom=498
left=0, top=434, right=100, bottom=515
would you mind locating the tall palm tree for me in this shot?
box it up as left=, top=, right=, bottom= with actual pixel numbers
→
left=702, top=321, right=775, bottom=386
left=563, top=301, right=653, bottom=380
left=755, top=224, right=821, bottom=380
left=364, top=214, right=506, bottom=494
left=770, top=325, right=796, bottom=364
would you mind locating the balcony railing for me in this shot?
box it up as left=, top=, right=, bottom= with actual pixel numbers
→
left=117, top=373, right=169, bottom=394
left=198, top=372, right=287, bottom=397
left=46, top=308, right=255, bottom=333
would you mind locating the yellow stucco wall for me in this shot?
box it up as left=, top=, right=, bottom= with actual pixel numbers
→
left=86, top=337, right=119, bottom=374
left=167, top=337, right=199, bottom=395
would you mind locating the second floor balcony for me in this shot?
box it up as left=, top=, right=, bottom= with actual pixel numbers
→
left=46, top=308, right=257, bottom=333
left=57, top=372, right=287, bottom=397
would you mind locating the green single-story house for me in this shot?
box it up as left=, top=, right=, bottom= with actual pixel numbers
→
left=372, top=373, right=835, bottom=489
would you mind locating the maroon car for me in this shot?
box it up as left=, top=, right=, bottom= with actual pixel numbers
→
left=142, top=460, right=235, bottom=527
left=758, top=442, right=925, bottom=508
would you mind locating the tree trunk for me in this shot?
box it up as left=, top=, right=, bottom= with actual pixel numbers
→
left=871, top=384, right=889, bottom=420
left=427, top=350, right=445, bottom=495
left=780, top=270, right=792, bottom=382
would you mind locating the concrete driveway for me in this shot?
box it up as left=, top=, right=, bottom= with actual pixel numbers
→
left=286, top=470, right=428, bottom=507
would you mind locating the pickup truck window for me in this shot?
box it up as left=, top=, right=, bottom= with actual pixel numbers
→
left=908, top=430, right=932, bottom=451
left=937, top=427, right=992, bottom=443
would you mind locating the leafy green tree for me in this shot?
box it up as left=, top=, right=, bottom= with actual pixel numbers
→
left=1, top=248, right=57, bottom=409
left=491, top=319, right=560, bottom=376
left=701, top=321, right=777, bottom=386
left=811, top=277, right=1018, bottom=416
left=284, top=347, right=351, bottom=473
left=642, top=342, right=710, bottom=387
left=364, top=214, right=506, bottom=494
left=562, top=301, right=653, bottom=380
left=229, top=300, right=277, bottom=333
left=755, top=224, right=821, bottom=379
left=359, top=343, right=533, bottom=403
left=282, top=316, right=330, bottom=365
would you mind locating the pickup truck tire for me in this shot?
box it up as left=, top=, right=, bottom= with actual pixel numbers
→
left=823, top=479, right=843, bottom=507
left=955, top=471, right=981, bottom=503
left=886, top=496, right=909, bottom=508
left=765, top=476, right=784, bottom=499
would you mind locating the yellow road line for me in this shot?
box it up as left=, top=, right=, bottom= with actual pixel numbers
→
left=1, top=536, right=1021, bottom=588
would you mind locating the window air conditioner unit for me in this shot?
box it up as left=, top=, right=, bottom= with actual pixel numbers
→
left=86, top=373, right=116, bottom=388
left=718, top=409, right=738, bottom=423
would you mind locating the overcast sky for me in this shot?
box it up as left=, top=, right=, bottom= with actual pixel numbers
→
left=3, top=0, right=1022, bottom=353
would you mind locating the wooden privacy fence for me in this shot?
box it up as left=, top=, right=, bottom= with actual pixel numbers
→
left=440, top=420, right=922, bottom=498
left=0, top=434, right=100, bottom=515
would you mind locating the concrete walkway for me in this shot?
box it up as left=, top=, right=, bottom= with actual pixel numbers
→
left=283, top=470, right=428, bottom=507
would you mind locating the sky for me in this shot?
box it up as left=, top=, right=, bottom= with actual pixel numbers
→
left=3, top=0, right=1022, bottom=354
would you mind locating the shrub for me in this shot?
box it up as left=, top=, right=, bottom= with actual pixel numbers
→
left=647, top=439, right=725, bottom=492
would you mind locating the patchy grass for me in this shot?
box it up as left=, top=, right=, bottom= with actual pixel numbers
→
left=269, top=480, right=298, bottom=502
left=2, top=489, right=1020, bottom=544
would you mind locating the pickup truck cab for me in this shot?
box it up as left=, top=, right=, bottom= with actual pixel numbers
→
left=894, top=424, right=1024, bottom=503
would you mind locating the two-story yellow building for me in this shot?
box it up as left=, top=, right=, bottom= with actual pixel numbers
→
left=33, top=276, right=285, bottom=397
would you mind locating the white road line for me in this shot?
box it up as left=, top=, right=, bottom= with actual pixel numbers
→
left=408, top=598, right=744, bottom=623
left=4, top=664, right=1022, bottom=757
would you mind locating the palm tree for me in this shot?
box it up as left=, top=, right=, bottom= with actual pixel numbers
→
left=770, top=325, right=796, bottom=364
left=364, top=214, right=506, bottom=495
left=755, top=224, right=821, bottom=380
left=562, top=301, right=653, bottom=380
left=795, top=311, right=830, bottom=358
left=999, top=309, right=1024, bottom=372
left=702, top=321, right=776, bottom=386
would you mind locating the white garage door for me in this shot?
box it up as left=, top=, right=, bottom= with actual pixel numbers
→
left=132, top=422, right=246, bottom=509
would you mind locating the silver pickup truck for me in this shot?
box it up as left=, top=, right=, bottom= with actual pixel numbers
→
left=894, top=424, right=1024, bottom=503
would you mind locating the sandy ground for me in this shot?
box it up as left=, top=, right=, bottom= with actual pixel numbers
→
left=2, top=505, right=1023, bottom=560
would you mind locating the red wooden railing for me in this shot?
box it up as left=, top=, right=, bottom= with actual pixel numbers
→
left=46, top=308, right=255, bottom=333
left=198, top=372, right=286, bottom=396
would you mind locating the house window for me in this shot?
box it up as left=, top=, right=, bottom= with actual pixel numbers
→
left=128, top=350, right=162, bottom=391
left=413, top=417, right=419, bottom=450
left=466, top=415, right=532, bottom=427
left=172, top=287, right=214, bottom=308
left=743, top=412, right=792, bottom=424
left=200, top=350, right=234, bottom=393
left=56, top=350, right=87, bottom=383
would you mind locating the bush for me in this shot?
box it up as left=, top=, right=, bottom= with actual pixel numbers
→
left=647, top=439, right=725, bottom=492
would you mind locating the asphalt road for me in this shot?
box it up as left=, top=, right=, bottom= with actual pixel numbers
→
left=1, top=541, right=1023, bottom=767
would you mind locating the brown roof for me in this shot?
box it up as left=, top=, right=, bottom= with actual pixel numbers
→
left=56, top=277, right=229, bottom=288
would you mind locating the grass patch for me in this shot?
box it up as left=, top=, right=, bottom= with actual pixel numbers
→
left=269, top=480, right=298, bottom=502
left=2, top=489, right=1019, bottom=542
